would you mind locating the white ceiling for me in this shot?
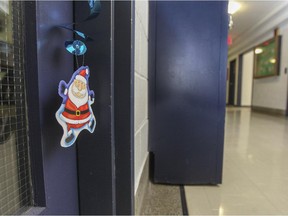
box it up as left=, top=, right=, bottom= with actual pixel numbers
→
left=228, top=1, right=288, bottom=57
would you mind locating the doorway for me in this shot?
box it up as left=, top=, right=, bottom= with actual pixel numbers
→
left=228, top=59, right=236, bottom=105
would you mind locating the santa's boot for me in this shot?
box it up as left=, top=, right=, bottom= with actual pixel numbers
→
left=88, top=118, right=96, bottom=131
left=65, top=130, right=75, bottom=144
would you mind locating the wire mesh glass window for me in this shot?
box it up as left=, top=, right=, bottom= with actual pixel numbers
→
left=0, top=1, right=32, bottom=214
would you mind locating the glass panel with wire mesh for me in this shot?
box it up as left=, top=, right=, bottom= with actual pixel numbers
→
left=0, top=1, right=32, bottom=214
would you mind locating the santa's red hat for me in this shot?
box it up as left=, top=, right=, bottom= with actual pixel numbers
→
left=75, top=68, right=89, bottom=84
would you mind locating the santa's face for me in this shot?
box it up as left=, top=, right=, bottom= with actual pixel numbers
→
left=72, top=79, right=87, bottom=98
left=68, top=79, right=88, bottom=108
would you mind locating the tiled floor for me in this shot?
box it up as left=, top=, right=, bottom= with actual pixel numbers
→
left=185, top=107, right=288, bottom=215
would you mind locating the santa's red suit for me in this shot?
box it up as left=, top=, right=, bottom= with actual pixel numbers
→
left=61, top=98, right=91, bottom=131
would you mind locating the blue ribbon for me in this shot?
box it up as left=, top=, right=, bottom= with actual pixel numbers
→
left=86, top=0, right=101, bottom=21
left=58, top=0, right=101, bottom=56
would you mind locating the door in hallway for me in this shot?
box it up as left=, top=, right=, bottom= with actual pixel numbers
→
left=229, top=59, right=236, bottom=105
left=149, top=1, right=228, bottom=184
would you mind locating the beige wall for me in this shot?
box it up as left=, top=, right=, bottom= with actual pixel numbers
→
left=134, top=0, right=149, bottom=194
left=242, top=51, right=254, bottom=106
left=252, top=25, right=288, bottom=110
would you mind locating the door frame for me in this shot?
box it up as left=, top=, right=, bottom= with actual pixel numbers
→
left=23, top=1, right=135, bottom=214
left=237, top=55, right=243, bottom=106
left=238, top=49, right=255, bottom=107
left=75, top=1, right=135, bottom=215
left=228, top=59, right=237, bottom=105
left=286, top=67, right=288, bottom=116
left=24, top=1, right=46, bottom=208
left=23, top=1, right=79, bottom=214
left=113, top=1, right=135, bottom=214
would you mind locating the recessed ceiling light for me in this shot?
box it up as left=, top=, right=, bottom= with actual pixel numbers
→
left=228, top=1, right=241, bottom=15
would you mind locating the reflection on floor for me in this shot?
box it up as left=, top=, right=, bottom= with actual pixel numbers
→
left=140, top=182, right=182, bottom=215
left=185, top=107, right=288, bottom=215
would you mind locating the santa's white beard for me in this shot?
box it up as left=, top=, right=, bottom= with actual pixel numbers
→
left=68, top=84, right=88, bottom=108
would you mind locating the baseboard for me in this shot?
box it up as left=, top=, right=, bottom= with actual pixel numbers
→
left=252, top=106, right=286, bottom=116
left=135, top=157, right=149, bottom=215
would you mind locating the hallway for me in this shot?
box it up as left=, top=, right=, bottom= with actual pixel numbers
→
left=185, top=107, right=288, bottom=215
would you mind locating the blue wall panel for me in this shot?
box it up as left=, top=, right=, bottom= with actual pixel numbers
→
left=150, top=1, right=228, bottom=184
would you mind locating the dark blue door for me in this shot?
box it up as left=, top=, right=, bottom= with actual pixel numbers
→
left=149, top=1, right=228, bottom=184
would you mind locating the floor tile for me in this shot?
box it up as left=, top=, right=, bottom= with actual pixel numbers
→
left=185, top=108, right=288, bottom=215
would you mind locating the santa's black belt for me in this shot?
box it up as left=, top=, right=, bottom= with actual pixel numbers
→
left=64, top=108, right=89, bottom=116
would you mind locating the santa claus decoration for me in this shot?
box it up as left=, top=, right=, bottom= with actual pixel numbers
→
left=56, top=66, right=96, bottom=147
left=55, top=0, right=100, bottom=147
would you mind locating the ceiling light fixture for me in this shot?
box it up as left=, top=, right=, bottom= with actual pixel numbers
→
left=229, top=15, right=234, bottom=30
left=228, top=1, right=241, bottom=15
left=228, top=1, right=241, bottom=29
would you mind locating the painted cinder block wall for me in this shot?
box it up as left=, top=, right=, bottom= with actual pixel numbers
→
left=134, top=0, right=149, bottom=194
